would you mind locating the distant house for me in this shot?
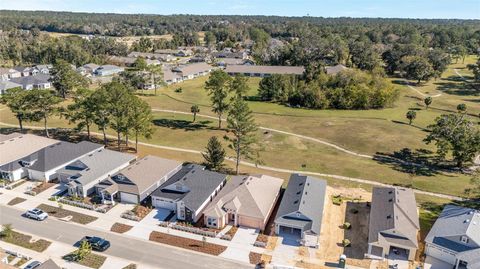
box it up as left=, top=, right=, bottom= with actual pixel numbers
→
left=9, top=74, right=52, bottom=90
left=176, top=49, right=194, bottom=57
left=216, top=58, right=251, bottom=67
left=0, top=80, right=22, bottom=94
left=33, top=64, right=53, bottom=75
left=202, top=174, right=282, bottom=230
left=425, top=205, right=480, bottom=269
left=325, top=64, right=348, bottom=75
left=155, top=49, right=179, bottom=55
left=59, top=148, right=135, bottom=197
left=163, top=68, right=183, bottom=85
left=172, top=63, right=213, bottom=80
left=128, top=52, right=176, bottom=62
left=77, top=63, right=100, bottom=76
left=108, top=56, right=160, bottom=67
left=96, top=155, right=182, bottom=204
left=94, top=65, right=124, bottom=76
left=274, top=174, right=327, bottom=248
left=0, top=134, right=57, bottom=180
left=366, top=187, right=420, bottom=261
left=0, top=67, right=21, bottom=81
left=212, top=51, right=247, bottom=60
left=225, top=65, right=305, bottom=77
left=13, top=66, right=35, bottom=77
left=151, top=164, right=227, bottom=223
left=0, top=141, right=103, bottom=182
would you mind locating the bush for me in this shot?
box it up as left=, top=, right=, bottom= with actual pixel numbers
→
left=343, top=222, right=351, bottom=229
left=342, top=239, right=351, bottom=247
left=332, top=195, right=343, bottom=205
left=175, top=87, right=183, bottom=93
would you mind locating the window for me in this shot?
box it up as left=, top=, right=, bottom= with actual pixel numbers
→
left=460, top=236, right=469, bottom=244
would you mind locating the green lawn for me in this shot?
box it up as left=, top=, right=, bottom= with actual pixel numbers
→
left=1, top=56, right=478, bottom=197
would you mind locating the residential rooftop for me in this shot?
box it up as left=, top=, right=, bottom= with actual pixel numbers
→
left=225, top=65, right=305, bottom=75
left=0, top=133, right=57, bottom=166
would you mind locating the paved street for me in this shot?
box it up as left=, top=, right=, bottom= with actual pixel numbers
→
left=0, top=205, right=252, bottom=269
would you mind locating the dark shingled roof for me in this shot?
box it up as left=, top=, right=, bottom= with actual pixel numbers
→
left=274, top=174, right=327, bottom=235
left=0, top=141, right=103, bottom=172
left=151, top=164, right=227, bottom=212
left=368, top=187, right=419, bottom=249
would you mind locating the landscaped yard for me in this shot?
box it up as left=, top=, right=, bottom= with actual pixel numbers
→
left=7, top=197, right=26, bottom=206
left=37, top=204, right=98, bottom=224
left=149, top=231, right=227, bottom=255
left=63, top=252, right=107, bottom=269
left=111, top=222, right=133, bottom=233
left=30, top=182, right=56, bottom=195
left=0, top=230, right=52, bottom=252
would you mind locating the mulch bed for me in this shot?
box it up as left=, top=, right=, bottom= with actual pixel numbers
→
left=63, top=252, right=106, bottom=269
left=256, top=233, right=269, bottom=243
left=132, top=205, right=152, bottom=220
left=122, top=264, right=137, bottom=269
left=37, top=204, right=98, bottom=224
left=225, top=226, right=238, bottom=237
left=249, top=252, right=262, bottom=264
left=7, top=197, right=26, bottom=206
left=149, top=231, right=227, bottom=256
left=10, top=180, right=27, bottom=189
left=111, top=223, right=133, bottom=234
left=31, top=182, right=56, bottom=194
left=1, top=230, right=51, bottom=252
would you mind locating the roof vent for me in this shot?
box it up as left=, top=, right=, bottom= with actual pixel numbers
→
left=294, top=200, right=299, bottom=204
left=388, top=199, right=393, bottom=202
left=464, top=219, right=470, bottom=224
left=296, top=191, right=301, bottom=195
left=387, top=215, right=392, bottom=219
left=299, top=183, right=303, bottom=186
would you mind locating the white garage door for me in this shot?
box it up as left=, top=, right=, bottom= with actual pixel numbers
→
left=426, top=245, right=456, bottom=265
left=120, top=192, right=139, bottom=204
left=152, top=197, right=176, bottom=211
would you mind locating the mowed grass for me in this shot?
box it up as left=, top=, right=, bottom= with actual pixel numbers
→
left=1, top=56, right=478, bottom=197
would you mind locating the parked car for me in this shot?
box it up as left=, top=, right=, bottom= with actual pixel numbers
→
left=81, top=236, right=110, bottom=251
left=24, top=261, right=41, bottom=269
left=25, top=208, right=48, bottom=221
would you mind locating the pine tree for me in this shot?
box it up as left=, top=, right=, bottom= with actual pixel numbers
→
left=205, top=70, right=231, bottom=128
left=64, top=88, right=95, bottom=140
left=202, top=136, right=226, bottom=170
left=50, top=59, right=88, bottom=99
left=225, top=97, right=260, bottom=174
left=28, top=89, right=62, bottom=137
left=128, top=96, right=155, bottom=152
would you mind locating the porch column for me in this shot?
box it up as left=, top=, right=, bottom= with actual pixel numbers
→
left=110, top=194, right=115, bottom=206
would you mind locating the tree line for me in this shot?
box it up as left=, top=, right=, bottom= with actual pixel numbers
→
left=258, top=69, right=399, bottom=109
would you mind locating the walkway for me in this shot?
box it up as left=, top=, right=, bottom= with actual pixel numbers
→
left=0, top=120, right=464, bottom=201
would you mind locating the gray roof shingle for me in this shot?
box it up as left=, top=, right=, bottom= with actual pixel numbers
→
left=274, top=174, right=327, bottom=235
left=151, top=164, right=227, bottom=212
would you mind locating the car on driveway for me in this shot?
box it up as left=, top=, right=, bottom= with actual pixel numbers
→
left=24, top=261, right=41, bottom=269
left=25, top=208, right=48, bottom=221
left=81, top=236, right=111, bottom=251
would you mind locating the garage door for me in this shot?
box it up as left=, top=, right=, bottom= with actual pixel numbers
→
left=120, top=192, right=139, bottom=204
left=152, top=197, right=176, bottom=211
left=426, top=245, right=456, bottom=265
left=279, top=226, right=301, bottom=236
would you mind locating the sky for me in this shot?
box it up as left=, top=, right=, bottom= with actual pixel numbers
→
left=0, top=0, right=478, bottom=19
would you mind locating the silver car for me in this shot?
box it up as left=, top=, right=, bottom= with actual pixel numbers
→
left=25, top=208, right=48, bottom=221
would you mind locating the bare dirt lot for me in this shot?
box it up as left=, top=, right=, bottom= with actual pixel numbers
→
left=315, top=186, right=372, bottom=268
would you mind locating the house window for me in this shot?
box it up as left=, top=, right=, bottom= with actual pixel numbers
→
left=460, top=236, right=469, bottom=244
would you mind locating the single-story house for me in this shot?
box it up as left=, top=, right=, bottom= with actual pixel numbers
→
left=366, top=187, right=420, bottom=261
left=77, top=63, right=100, bottom=76
left=274, top=174, right=327, bottom=248
left=325, top=64, right=348, bottom=75
left=96, top=155, right=182, bottom=204
left=9, top=74, right=52, bottom=90
left=0, top=80, right=22, bottom=94
left=13, top=66, right=35, bottom=77
left=0, top=68, right=21, bottom=81
left=171, top=63, right=213, bottom=80
left=151, top=164, right=227, bottom=223
left=176, top=49, right=194, bottom=57
left=155, top=49, right=179, bottom=55
left=212, top=51, right=247, bottom=59
left=108, top=56, right=160, bottom=67
left=0, top=140, right=103, bottom=182
left=59, top=148, right=136, bottom=197
left=225, top=65, right=305, bottom=77
left=163, top=68, right=183, bottom=85
left=33, top=64, right=53, bottom=75
left=203, top=174, right=283, bottom=231
left=0, top=134, right=57, bottom=181
left=425, top=205, right=480, bottom=269
left=94, top=65, right=124, bottom=76
left=128, top=52, right=176, bottom=62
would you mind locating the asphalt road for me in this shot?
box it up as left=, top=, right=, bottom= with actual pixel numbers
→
left=0, top=205, right=252, bottom=269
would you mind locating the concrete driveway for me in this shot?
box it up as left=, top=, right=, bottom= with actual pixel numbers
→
left=424, top=256, right=453, bottom=269
left=220, top=227, right=259, bottom=263
left=140, top=208, right=173, bottom=226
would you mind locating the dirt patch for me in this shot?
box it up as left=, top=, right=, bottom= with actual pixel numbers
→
left=225, top=226, right=238, bottom=237
left=256, top=233, right=269, bottom=244
left=249, top=252, right=271, bottom=265
left=1, top=230, right=51, bottom=252
left=266, top=236, right=278, bottom=250
left=7, top=197, right=26, bottom=206
left=132, top=204, right=152, bottom=220
left=149, top=231, right=226, bottom=256
left=110, top=223, right=133, bottom=234
left=37, top=204, right=98, bottom=224
left=31, top=182, right=56, bottom=194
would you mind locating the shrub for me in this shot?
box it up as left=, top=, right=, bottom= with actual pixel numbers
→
left=332, top=195, right=343, bottom=205
left=343, top=222, right=351, bottom=229
left=342, top=239, right=351, bottom=247
left=175, top=87, right=183, bottom=93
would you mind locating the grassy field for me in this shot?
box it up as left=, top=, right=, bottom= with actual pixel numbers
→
left=0, top=56, right=478, bottom=197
